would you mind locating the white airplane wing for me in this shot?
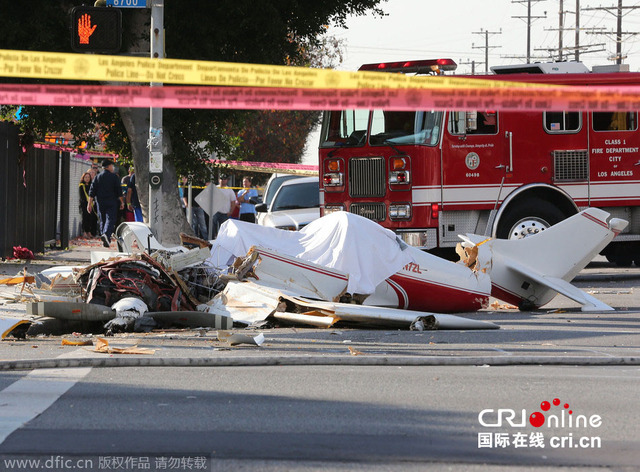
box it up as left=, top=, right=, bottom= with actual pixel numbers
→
left=500, top=258, right=614, bottom=311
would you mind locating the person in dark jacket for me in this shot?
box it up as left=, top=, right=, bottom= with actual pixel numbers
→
left=88, top=159, right=124, bottom=248
left=78, top=171, right=98, bottom=239
left=126, top=172, right=143, bottom=222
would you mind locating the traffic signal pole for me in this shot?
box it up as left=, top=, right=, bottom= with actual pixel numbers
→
left=149, top=0, right=163, bottom=241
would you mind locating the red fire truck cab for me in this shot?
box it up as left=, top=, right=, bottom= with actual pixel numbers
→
left=319, top=59, right=640, bottom=266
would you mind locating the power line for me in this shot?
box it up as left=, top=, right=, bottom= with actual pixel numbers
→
left=541, top=0, right=607, bottom=61
left=584, top=0, right=640, bottom=64
left=472, top=29, right=502, bottom=73
left=345, top=44, right=482, bottom=57
left=512, top=0, right=548, bottom=62
left=459, top=58, right=483, bottom=75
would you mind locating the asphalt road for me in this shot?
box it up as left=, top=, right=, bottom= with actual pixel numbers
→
left=0, top=251, right=639, bottom=471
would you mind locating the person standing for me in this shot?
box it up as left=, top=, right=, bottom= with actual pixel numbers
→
left=78, top=172, right=97, bottom=239
left=236, top=176, right=258, bottom=223
left=86, top=163, right=100, bottom=233
left=88, top=159, right=124, bottom=248
left=126, top=171, right=143, bottom=222
left=121, top=165, right=135, bottom=222
left=88, top=163, right=98, bottom=179
left=182, top=177, right=208, bottom=239
left=211, top=174, right=237, bottom=238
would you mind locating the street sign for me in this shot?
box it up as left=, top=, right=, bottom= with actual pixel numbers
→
left=106, top=0, right=149, bottom=7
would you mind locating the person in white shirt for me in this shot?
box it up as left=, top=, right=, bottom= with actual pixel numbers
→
left=212, top=174, right=237, bottom=238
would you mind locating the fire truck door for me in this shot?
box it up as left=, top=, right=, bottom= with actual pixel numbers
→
left=589, top=111, right=640, bottom=208
left=539, top=111, right=589, bottom=203
left=442, top=111, right=505, bottom=211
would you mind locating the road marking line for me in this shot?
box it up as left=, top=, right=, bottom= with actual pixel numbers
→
left=0, top=348, right=97, bottom=445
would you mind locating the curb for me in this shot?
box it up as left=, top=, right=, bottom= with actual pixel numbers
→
left=574, top=273, right=640, bottom=282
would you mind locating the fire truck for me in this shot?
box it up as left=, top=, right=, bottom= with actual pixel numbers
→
left=319, top=59, right=640, bottom=266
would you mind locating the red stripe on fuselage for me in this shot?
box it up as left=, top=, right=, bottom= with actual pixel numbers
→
left=388, top=274, right=488, bottom=313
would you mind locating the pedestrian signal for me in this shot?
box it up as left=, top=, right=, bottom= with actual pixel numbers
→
left=71, top=6, right=122, bottom=53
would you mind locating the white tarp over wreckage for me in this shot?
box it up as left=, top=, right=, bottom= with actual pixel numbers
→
left=208, top=211, right=415, bottom=295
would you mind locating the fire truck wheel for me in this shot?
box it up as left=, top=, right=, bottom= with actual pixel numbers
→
left=606, top=253, right=633, bottom=267
left=604, top=244, right=634, bottom=267
left=497, top=199, right=566, bottom=240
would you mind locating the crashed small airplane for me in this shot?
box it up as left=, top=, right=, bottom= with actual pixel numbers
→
left=204, top=208, right=626, bottom=313
left=110, top=207, right=626, bottom=330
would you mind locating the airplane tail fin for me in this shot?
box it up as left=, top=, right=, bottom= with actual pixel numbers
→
left=471, top=208, right=628, bottom=310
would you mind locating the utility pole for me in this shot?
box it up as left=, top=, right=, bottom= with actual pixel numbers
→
left=540, top=0, right=605, bottom=61
left=512, top=0, right=547, bottom=62
left=559, top=0, right=565, bottom=60
left=149, top=1, right=164, bottom=241
left=585, top=0, right=640, bottom=64
left=575, top=0, right=580, bottom=61
left=472, top=29, right=501, bottom=73
left=459, top=58, right=481, bottom=75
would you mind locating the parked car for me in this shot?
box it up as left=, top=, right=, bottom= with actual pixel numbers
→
left=256, top=173, right=303, bottom=225
left=256, top=176, right=320, bottom=230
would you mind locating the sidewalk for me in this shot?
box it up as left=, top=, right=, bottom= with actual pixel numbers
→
left=39, top=237, right=101, bottom=264
left=0, top=237, right=113, bottom=276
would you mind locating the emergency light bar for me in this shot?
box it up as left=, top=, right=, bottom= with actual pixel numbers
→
left=358, top=59, right=457, bottom=74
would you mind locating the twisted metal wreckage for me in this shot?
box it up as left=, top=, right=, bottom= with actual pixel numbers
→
left=0, top=208, right=627, bottom=338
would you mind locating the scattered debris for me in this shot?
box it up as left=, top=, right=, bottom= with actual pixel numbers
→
left=489, top=301, right=519, bottom=310
left=179, top=232, right=212, bottom=250
left=216, top=331, right=265, bottom=346
left=36, top=267, right=80, bottom=292
left=272, top=311, right=336, bottom=328
left=61, top=338, right=93, bottom=346
left=27, top=301, right=115, bottom=320
left=12, top=246, right=34, bottom=260
left=6, top=230, right=229, bottom=336
left=77, top=253, right=198, bottom=312
left=154, top=246, right=212, bottom=272
left=0, top=275, right=35, bottom=286
left=208, top=279, right=499, bottom=330
left=411, top=315, right=500, bottom=330
left=148, top=311, right=232, bottom=329
left=92, top=337, right=155, bottom=355
left=0, top=318, right=31, bottom=339
left=348, top=346, right=365, bottom=356
left=104, top=297, right=149, bottom=334
left=456, top=241, right=480, bottom=271
left=588, top=289, right=633, bottom=295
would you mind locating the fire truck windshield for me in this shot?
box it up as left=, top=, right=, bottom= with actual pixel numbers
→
left=320, top=110, right=442, bottom=147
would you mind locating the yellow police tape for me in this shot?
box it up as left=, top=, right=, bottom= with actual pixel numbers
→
left=0, top=49, right=542, bottom=90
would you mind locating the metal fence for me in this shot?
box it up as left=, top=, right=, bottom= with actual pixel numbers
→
left=0, top=122, right=75, bottom=258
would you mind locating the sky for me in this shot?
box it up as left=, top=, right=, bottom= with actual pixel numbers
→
left=330, top=0, right=640, bottom=73
left=302, top=0, right=640, bottom=163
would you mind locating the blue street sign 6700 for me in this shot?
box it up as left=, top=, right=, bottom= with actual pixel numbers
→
left=106, top=0, right=149, bottom=7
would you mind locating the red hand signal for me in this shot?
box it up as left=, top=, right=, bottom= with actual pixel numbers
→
left=77, top=13, right=97, bottom=45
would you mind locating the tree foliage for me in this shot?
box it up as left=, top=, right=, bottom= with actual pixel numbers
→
left=1, top=0, right=385, bottom=168
left=226, top=34, right=347, bottom=186
left=0, top=0, right=386, bottom=240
